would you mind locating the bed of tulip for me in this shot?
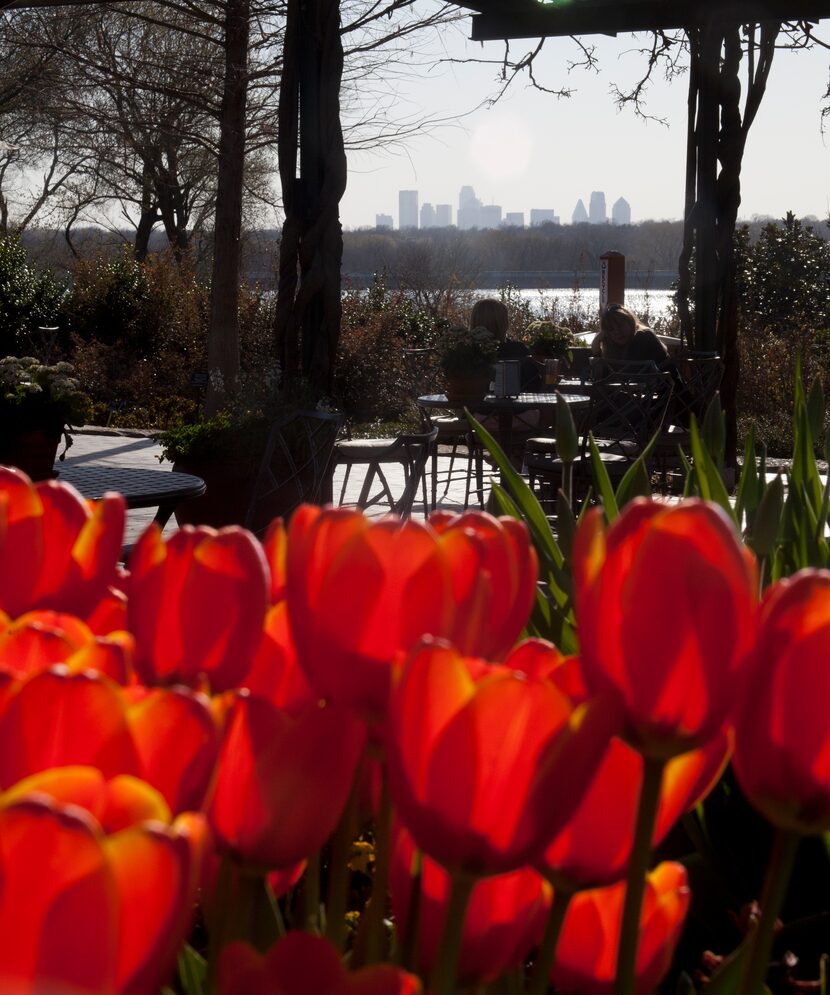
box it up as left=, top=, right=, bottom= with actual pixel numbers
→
left=0, top=461, right=828, bottom=995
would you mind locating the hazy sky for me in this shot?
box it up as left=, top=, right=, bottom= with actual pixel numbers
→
left=340, top=20, right=830, bottom=230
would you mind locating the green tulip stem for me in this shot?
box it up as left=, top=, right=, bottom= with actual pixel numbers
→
left=326, top=763, right=361, bottom=954
left=736, top=828, right=800, bottom=995
left=614, top=755, right=666, bottom=995
left=362, top=771, right=394, bottom=965
left=563, top=461, right=574, bottom=509
left=206, top=854, right=234, bottom=995
left=397, top=847, right=424, bottom=970
left=302, top=850, right=321, bottom=934
left=431, top=870, right=476, bottom=995
left=528, top=885, right=573, bottom=995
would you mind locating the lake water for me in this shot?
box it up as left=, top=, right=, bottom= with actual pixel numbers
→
left=477, top=288, right=676, bottom=324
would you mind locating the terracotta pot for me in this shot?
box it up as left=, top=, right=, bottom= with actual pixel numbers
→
left=172, top=456, right=258, bottom=528
left=445, top=371, right=492, bottom=406
left=0, top=429, right=61, bottom=482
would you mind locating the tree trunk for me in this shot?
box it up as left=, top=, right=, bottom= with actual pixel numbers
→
left=274, top=0, right=347, bottom=399
left=205, top=0, right=249, bottom=415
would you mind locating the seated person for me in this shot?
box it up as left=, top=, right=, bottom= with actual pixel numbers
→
left=471, top=298, right=541, bottom=391
left=591, top=303, right=668, bottom=367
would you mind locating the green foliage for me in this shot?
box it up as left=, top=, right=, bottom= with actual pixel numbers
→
left=526, top=320, right=577, bottom=357
left=438, top=326, right=499, bottom=377
left=0, top=236, right=67, bottom=355
left=0, top=356, right=91, bottom=433
left=735, top=213, right=830, bottom=330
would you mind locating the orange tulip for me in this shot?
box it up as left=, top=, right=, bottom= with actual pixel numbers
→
left=285, top=506, right=478, bottom=719
left=541, top=656, right=730, bottom=889
left=551, top=862, right=691, bottom=995
left=128, top=524, right=269, bottom=692
left=0, top=467, right=125, bottom=620
left=0, top=669, right=219, bottom=815
left=0, top=768, right=207, bottom=995
left=209, top=692, right=366, bottom=869
left=385, top=638, right=619, bottom=875
left=429, top=510, right=537, bottom=659
left=734, top=570, right=830, bottom=834
left=574, top=499, right=757, bottom=758
left=218, top=932, right=422, bottom=995
left=390, top=824, right=549, bottom=984
left=243, top=601, right=316, bottom=713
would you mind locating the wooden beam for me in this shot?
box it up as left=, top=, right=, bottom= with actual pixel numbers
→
left=468, top=0, right=830, bottom=41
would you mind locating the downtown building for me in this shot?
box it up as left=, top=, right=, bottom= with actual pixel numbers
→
left=399, top=190, right=419, bottom=229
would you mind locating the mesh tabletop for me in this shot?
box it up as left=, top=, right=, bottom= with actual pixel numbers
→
left=57, top=465, right=205, bottom=509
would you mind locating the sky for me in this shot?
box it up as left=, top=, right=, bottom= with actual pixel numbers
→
left=339, top=19, right=830, bottom=230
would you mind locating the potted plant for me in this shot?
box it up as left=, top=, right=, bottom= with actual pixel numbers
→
left=438, top=326, right=499, bottom=404
left=0, top=356, right=91, bottom=480
left=527, top=320, right=577, bottom=361
left=157, top=372, right=335, bottom=528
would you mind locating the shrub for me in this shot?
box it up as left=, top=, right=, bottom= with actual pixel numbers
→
left=0, top=236, right=68, bottom=356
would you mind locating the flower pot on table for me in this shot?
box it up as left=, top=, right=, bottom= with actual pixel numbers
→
left=444, top=371, right=492, bottom=406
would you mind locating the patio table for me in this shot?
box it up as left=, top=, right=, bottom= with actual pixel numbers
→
left=57, top=464, right=205, bottom=528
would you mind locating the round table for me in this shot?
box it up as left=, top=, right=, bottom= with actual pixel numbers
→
left=57, top=464, right=205, bottom=527
left=417, top=391, right=590, bottom=470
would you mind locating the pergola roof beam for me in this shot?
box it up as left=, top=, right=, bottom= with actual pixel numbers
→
left=460, top=0, right=830, bottom=41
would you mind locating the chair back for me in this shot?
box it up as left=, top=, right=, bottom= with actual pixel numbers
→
left=585, top=371, right=674, bottom=459
left=672, top=355, right=724, bottom=427
left=390, top=427, right=438, bottom=517
left=589, top=357, right=661, bottom=380
left=245, top=409, right=343, bottom=535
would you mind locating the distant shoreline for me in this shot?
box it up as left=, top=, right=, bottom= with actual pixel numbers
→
left=342, top=270, right=678, bottom=291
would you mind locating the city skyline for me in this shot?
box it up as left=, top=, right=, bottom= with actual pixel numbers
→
left=340, top=29, right=830, bottom=230
left=375, top=184, right=628, bottom=229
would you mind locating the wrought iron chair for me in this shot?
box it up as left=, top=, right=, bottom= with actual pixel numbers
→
left=403, top=347, right=485, bottom=510
left=244, top=409, right=343, bottom=536
left=525, top=370, right=674, bottom=511
left=334, top=426, right=438, bottom=518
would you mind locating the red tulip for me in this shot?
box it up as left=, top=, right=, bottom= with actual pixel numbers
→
left=0, top=669, right=219, bottom=815
left=128, top=524, right=269, bottom=692
left=390, top=823, right=549, bottom=984
left=285, top=506, right=478, bottom=719
left=262, top=517, right=288, bottom=603
left=574, top=499, right=757, bottom=758
left=541, top=656, right=730, bottom=889
left=551, top=862, right=691, bottom=995
left=218, top=932, right=422, bottom=995
left=209, top=692, right=366, bottom=869
left=734, top=570, right=830, bottom=834
left=0, top=467, right=125, bottom=620
left=0, top=669, right=140, bottom=787
left=124, top=685, right=221, bottom=814
left=429, top=510, right=538, bottom=658
left=385, top=638, right=619, bottom=875
left=0, top=769, right=207, bottom=995
left=0, top=610, right=133, bottom=684
left=243, top=601, right=316, bottom=713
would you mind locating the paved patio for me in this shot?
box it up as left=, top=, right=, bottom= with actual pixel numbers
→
left=61, top=427, right=496, bottom=545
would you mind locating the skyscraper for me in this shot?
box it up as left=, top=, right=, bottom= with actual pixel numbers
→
left=530, top=209, right=557, bottom=226
left=457, top=185, right=482, bottom=229
left=375, top=213, right=393, bottom=229
left=589, top=191, right=607, bottom=224
left=572, top=199, right=589, bottom=224
left=435, top=204, right=452, bottom=227
left=420, top=202, right=436, bottom=229
left=480, top=205, right=503, bottom=228
left=504, top=212, right=525, bottom=227
left=399, top=190, right=419, bottom=229
left=611, top=197, right=632, bottom=225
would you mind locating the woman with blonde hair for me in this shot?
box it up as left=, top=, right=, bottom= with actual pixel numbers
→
left=591, top=303, right=667, bottom=365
